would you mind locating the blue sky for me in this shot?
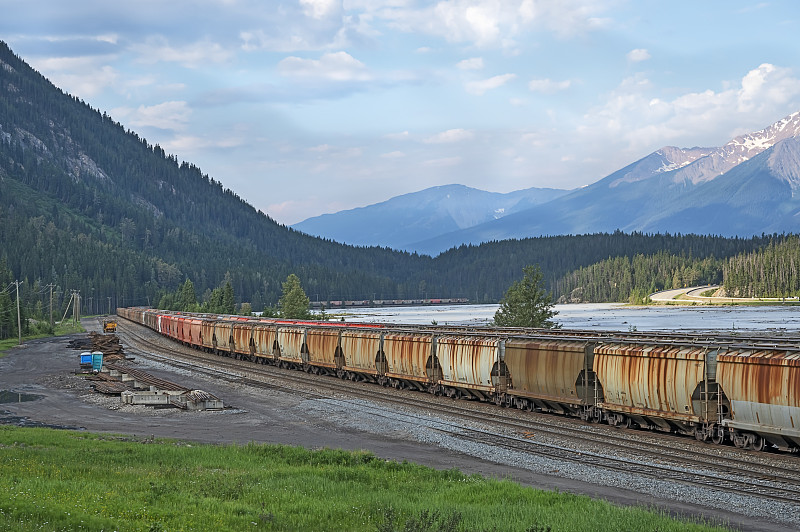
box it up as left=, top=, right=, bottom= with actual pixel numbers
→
left=3, top=1, right=800, bottom=224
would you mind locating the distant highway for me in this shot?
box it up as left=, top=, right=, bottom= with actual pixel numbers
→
left=649, top=285, right=799, bottom=303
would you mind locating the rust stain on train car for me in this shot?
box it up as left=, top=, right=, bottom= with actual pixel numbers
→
left=718, top=349, right=800, bottom=410
left=305, top=328, right=340, bottom=368
left=382, top=333, right=433, bottom=382
left=200, top=320, right=216, bottom=350
left=437, top=336, right=498, bottom=392
left=339, top=330, right=382, bottom=374
left=213, top=321, right=234, bottom=351
left=187, top=319, right=203, bottom=346
left=277, top=327, right=305, bottom=363
left=251, top=324, right=276, bottom=359
left=594, top=343, right=709, bottom=421
left=231, top=323, right=254, bottom=355
left=504, top=339, right=593, bottom=405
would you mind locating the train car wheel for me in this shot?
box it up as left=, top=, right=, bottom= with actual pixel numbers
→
left=752, top=436, right=766, bottom=452
left=711, top=430, right=725, bottom=445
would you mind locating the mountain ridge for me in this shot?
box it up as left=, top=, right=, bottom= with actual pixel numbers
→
left=300, top=110, right=800, bottom=255
left=292, top=184, right=570, bottom=251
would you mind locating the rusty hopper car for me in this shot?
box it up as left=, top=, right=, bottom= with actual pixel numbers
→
left=231, top=322, right=255, bottom=360
left=436, top=335, right=502, bottom=400
left=593, top=342, right=728, bottom=434
left=382, top=331, right=438, bottom=390
left=304, top=327, right=340, bottom=373
left=717, top=347, right=800, bottom=451
left=275, top=326, right=305, bottom=367
left=199, top=320, right=216, bottom=352
left=187, top=318, right=203, bottom=347
left=502, top=337, right=601, bottom=419
left=252, top=322, right=278, bottom=363
left=212, top=320, right=234, bottom=355
left=338, top=329, right=382, bottom=381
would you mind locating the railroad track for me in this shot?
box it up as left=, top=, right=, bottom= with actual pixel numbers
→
left=116, top=320, right=800, bottom=508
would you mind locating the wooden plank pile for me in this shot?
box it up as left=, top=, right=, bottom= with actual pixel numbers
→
left=67, top=333, right=128, bottom=362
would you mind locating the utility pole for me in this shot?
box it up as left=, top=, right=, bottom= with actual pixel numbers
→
left=14, top=280, right=22, bottom=346
left=60, top=291, right=74, bottom=325
left=46, top=283, right=55, bottom=328
left=75, top=291, right=81, bottom=323
left=108, top=296, right=112, bottom=315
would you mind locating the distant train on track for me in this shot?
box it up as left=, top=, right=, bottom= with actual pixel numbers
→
left=309, top=297, right=470, bottom=308
left=117, top=307, right=800, bottom=454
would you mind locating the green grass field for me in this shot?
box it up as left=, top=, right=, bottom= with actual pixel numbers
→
left=0, top=427, right=730, bottom=531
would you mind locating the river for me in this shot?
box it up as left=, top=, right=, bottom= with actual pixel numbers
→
left=332, top=303, right=800, bottom=332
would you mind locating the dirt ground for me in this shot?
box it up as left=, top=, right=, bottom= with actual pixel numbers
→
left=0, top=320, right=792, bottom=532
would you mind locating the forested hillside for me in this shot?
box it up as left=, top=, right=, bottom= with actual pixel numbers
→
left=431, top=232, right=777, bottom=303
left=554, top=251, right=724, bottom=303
left=0, top=40, right=430, bottom=314
left=723, top=236, right=800, bottom=298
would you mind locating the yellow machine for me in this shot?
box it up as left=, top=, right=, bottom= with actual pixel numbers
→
left=102, top=319, right=117, bottom=333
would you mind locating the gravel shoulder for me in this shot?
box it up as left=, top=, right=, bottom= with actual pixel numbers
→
left=1, top=318, right=797, bottom=532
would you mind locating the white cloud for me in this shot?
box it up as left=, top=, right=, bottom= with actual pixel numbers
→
left=423, top=156, right=462, bottom=167
left=31, top=56, right=120, bottom=98
left=424, top=128, right=475, bottom=143
left=278, top=51, right=372, bottom=81
left=457, top=57, right=484, bottom=70
left=528, top=78, right=571, bottom=93
left=466, top=73, right=516, bottom=95
left=309, top=144, right=332, bottom=152
left=240, top=29, right=315, bottom=52
left=385, top=131, right=410, bottom=140
left=737, top=63, right=800, bottom=113
left=162, top=134, right=245, bottom=153
left=577, top=63, right=800, bottom=154
left=307, top=144, right=363, bottom=159
left=381, top=151, right=406, bottom=158
left=627, top=48, right=651, bottom=62
left=364, top=0, right=610, bottom=49
left=300, top=0, right=340, bottom=19
left=117, top=101, right=192, bottom=131
left=132, top=37, right=233, bottom=68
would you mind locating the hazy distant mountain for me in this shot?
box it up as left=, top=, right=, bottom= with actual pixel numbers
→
left=292, top=184, right=570, bottom=250
left=410, top=111, right=800, bottom=255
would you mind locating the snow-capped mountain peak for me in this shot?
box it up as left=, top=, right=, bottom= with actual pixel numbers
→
left=675, top=111, right=800, bottom=185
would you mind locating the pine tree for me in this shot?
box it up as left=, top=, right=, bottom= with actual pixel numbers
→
left=221, top=281, right=235, bottom=314
left=178, top=279, right=197, bottom=310
left=493, top=265, right=558, bottom=328
left=279, top=274, right=311, bottom=319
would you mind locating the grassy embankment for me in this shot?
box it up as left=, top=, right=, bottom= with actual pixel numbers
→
left=0, top=322, right=85, bottom=358
left=0, top=427, right=730, bottom=532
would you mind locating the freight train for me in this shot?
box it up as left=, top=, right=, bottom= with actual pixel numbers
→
left=117, top=307, right=800, bottom=454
